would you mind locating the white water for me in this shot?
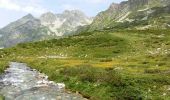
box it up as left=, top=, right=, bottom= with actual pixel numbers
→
left=0, top=62, right=86, bottom=100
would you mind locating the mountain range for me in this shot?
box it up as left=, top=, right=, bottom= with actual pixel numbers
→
left=1, top=0, right=170, bottom=47
left=0, top=10, right=92, bottom=47
left=0, top=0, right=170, bottom=99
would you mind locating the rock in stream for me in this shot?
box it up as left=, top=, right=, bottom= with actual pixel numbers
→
left=0, top=62, right=86, bottom=100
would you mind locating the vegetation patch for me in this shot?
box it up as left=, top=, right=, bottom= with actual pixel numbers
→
left=0, top=29, right=170, bottom=99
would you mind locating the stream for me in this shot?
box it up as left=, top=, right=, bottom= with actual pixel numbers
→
left=0, top=62, right=86, bottom=100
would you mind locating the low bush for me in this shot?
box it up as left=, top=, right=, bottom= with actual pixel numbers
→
left=60, top=65, right=124, bottom=85
left=100, top=58, right=112, bottom=62
left=144, top=69, right=161, bottom=74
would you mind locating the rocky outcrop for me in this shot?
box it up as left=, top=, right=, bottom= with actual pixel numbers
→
left=89, top=0, right=170, bottom=30
left=40, top=10, right=92, bottom=36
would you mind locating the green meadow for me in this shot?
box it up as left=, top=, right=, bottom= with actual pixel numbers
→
left=0, top=29, right=170, bottom=100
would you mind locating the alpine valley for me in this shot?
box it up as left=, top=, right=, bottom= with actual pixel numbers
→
left=0, top=0, right=170, bottom=100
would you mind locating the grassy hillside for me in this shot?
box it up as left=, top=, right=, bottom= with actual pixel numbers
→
left=0, top=29, right=170, bottom=99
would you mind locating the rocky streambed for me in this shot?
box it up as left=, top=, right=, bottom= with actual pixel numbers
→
left=0, top=62, right=86, bottom=100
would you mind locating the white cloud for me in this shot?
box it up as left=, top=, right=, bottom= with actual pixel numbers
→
left=0, top=0, right=47, bottom=15
left=0, top=0, right=20, bottom=11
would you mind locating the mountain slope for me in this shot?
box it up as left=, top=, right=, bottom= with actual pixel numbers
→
left=89, top=0, right=170, bottom=30
left=0, top=14, right=49, bottom=47
left=0, top=10, right=92, bottom=47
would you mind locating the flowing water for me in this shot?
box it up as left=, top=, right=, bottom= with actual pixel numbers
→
left=0, top=62, right=86, bottom=100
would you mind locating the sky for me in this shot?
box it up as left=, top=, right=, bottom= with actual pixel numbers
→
left=0, top=0, right=125, bottom=28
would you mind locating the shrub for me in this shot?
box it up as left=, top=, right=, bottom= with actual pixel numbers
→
left=144, top=69, right=161, bottom=74
left=60, top=65, right=124, bottom=86
left=100, top=58, right=112, bottom=62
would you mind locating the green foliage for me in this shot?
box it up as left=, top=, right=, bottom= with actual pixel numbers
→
left=144, top=69, right=161, bottom=74
left=100, top=58, right=112, bottom=62
left=59, top=65, right=145, bottom=99
left=0, top=95, right=4, bottom=100
left=0, top=59, right=8, bottom=74
left=0, top=29, right=169, bottom=100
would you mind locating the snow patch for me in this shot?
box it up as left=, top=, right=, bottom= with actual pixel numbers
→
left=116, top=12, right=131, bottom=22
left=125, top=18, right=135, bottom=22
left=136, top=25, right=153, bottom=30
left=138, top=8, right=149, bottom=12
left=142, top=16, right=148, bottom=20
left=147, top=9, right=155, bottom=14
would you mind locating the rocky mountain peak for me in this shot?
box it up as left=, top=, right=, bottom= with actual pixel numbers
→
left=62, top=10, right=87, bottom=18
left=128, top=0, right=148, bottom=10
left=90, top=0, right=170, bottom=31
left=39, top=10, right=92, bottom=36
left=1, top=14, right=39, bottom=32
left=40, top=12, right=56, bottom=24
left=63, top=10, right=83, bottom=14
left=109, top=3, right=120, bottom=10
left=41, top=12, right=55, bottom=17
left=22, top=14, right=35, bottom=20
left=41, top=12, right=56, bottom=18
left=0, top=9, right=92, bottom=47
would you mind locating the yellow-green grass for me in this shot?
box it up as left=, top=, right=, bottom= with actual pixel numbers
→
left=0, top=29, right=170, bottom=99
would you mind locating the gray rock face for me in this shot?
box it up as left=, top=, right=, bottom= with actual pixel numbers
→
left=2, top=14, right=39, bottom=31
left=128, top=0, right=148, bottom=10
left=0, top=14, right=44, bottom=47
left=40, top=10, right=92, bottom=36
left=40, top=12, right=57, bottom=24
left=89, top=1, right=129, bottom=30
left=0, top=10, right=92, bottom=47
left=89, top=0, right=170, bottom=30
